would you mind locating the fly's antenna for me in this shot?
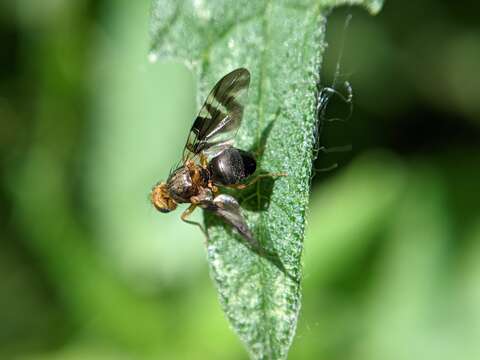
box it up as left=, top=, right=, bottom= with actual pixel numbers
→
left=313, top=12, right=354, bottom=173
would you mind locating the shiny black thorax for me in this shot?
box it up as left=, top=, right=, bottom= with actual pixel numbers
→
left=209, top=147, right=256, bottom=186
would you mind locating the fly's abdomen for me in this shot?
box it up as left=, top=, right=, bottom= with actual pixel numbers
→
left=209, top=148, right=256, bottom=186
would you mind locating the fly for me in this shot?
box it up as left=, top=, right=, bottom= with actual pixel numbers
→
left=150, top=68, right=285, bottom=247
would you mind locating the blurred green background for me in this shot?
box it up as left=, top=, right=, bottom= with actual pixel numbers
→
left=1, top=0, right=479, bottom=359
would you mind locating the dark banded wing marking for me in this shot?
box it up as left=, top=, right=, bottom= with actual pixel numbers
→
left=183, top=68, right=250, bottom=161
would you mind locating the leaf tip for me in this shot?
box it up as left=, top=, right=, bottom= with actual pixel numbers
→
left=365, top=0, right=385, bottom=15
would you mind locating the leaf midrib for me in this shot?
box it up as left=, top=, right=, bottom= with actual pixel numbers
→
left=250, top=1, right=324, bottom=356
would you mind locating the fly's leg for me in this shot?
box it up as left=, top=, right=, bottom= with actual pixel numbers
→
left=200, top=153, right=208, bottom=167
left=181, top=204, right=209, bottom=242
left=208, top=181, right=219, bottom=195
left=227, top=172, right=287, bottom=190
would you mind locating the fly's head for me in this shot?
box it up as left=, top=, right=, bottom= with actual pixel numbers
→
left=150, top=182, right=177, bottom=213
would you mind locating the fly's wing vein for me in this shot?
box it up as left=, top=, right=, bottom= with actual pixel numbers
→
left=200, top=194, right=258, bottom=248
left=183, top=68, right=250, bottom=161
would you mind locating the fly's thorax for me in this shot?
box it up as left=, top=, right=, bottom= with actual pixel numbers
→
left=208, top=147, right=256, bottom=186
left=166, top=166, right=195, bottom=203
left=167, top=164, right=209, bottom=203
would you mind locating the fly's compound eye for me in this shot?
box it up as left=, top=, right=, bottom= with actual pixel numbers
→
left=151, top=182, right=177, bottom=213
left=157, top=207, right=172, bottom=214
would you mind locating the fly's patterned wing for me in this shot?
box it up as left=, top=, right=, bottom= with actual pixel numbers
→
left=183, top=68, right=250, bottom=161
left=200, top=194, right=257, bottom=249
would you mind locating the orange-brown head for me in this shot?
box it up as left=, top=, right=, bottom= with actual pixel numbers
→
left=150, top=182, right=177, bottom=213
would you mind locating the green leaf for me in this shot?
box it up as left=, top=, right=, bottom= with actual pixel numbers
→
left=149, top=1, right=383, bottom=358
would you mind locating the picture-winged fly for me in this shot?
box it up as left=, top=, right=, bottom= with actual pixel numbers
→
left=150, top=68, right=285, bottom=246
